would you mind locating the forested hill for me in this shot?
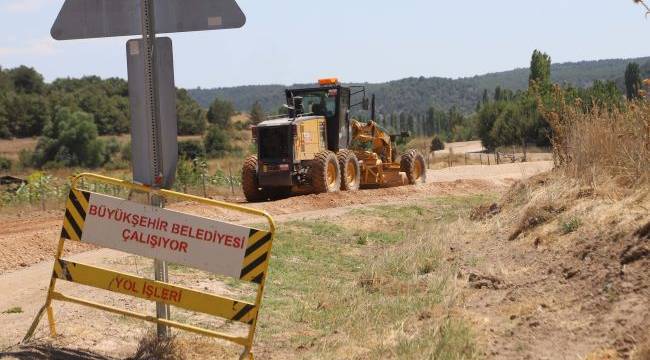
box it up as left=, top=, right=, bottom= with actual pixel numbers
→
left=189, top=56, right=650, bottom=114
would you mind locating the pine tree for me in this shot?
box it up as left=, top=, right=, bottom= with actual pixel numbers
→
left=529, top=50, right=552, bottom=89
left=624, top=62, right=642, bottom=100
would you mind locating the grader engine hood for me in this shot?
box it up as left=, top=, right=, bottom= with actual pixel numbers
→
left=253, top=118, right=294, bottom=187
left=256, top=122, right=292, bottom=163
left=254, top=115, right=328, bottom=188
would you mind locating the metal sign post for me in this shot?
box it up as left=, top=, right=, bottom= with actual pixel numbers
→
left=138, top=0, right=170, bottom=337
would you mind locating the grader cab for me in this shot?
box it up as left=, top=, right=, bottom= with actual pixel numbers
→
left=242, top=78, right=426, bottom=202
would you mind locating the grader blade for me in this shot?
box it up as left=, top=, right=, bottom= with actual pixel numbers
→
left=381, top=169, right=408, bottom=187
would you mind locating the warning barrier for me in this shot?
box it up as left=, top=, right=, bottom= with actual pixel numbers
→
left=24, top=173, right=276, bottom=360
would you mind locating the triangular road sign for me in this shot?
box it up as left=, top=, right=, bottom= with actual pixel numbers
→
left=51, top=0, right=246, bottom=40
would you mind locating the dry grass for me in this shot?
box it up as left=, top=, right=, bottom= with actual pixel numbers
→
left=128, top=333, right=184, bottom=360
left=0, top=137, right=38, bottom=162
left=507, top=200, right=566, bottom=241
left=466, top=169, right=650, bottom=357
left=634, top=341, right=650, bottom=360
left=546, top=96, right=650, bottom=187
left=244, top=196, right=493, bottom=359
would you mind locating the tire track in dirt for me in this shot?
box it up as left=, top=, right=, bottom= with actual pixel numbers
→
left=172, top=178, right=498, bottom=223
left=0, top=211, right=93, bottom=274
left=0, top=178, right=494, bottom=275
left=0, top=161, right=552, bottom=276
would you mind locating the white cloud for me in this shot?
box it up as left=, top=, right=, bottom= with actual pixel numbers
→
left=3, top=0, right=48, bottom=13
left=0, top=38, right=59, bottom=57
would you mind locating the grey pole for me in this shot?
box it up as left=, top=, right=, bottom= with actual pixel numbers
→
left=140, top=0, right=170, bottom=338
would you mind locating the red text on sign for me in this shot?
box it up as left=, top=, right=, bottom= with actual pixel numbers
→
left=110, top=276, right=183, bottom=303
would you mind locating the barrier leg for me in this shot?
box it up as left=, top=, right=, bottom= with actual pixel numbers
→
left=239, top=347, right=253, bottom=360
left=22, top=305, right=47, bottom=343
left=46, top=305, right=57, bottom=336
left=24, top=237, right=65, bottom=342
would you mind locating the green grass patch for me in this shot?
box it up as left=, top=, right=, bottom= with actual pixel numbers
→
left=254, top=195, right=484, bottom=359
left=351, top=194, right=497, bottom=225
left=354, top=230, right=405, bottom=245
left=560, top=216, right=582, bottom=234
left=3, top=306, right=23, bottom=314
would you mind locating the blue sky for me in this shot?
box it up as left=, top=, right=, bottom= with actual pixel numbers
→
left=0, top=0, right=648, bottom=88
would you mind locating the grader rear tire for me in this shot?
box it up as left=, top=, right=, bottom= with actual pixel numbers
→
left=337, top=150, right=360, bottom=191
left=400, top=149, right=427, bottom=184
left=242, top=155, right=268, bottom=202
left=310, top=151, right=341, bottom=194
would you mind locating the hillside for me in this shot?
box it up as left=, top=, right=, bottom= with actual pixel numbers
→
left=189, top=56, right=650, bottom=114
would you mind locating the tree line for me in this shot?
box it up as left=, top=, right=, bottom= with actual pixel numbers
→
left=0, top=66, right=252, bottom=169
left=362, top=49, right=639, bottom=151
left=0, top=66, right=210, bottom=139
left=369, top=106, right=473, bottom=143
left=474, top=50, right=633, bottom=152
left=189, top=56, right=650, bottom=116
left=1, top=50, right=644, bottom=169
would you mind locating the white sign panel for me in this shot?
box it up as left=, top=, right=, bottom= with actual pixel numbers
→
left=82, top=193, right=250, bottom=278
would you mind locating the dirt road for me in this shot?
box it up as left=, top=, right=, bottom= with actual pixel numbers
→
left=427, top=161, right=552, bottom=185
left=0, top=180, right=492, bottom=351
left=433, top=140, right=485, bottom=155
left=0, top=161, right=553, bottom=276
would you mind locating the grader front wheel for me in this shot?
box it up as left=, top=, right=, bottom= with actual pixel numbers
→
left=337, top=150, right=360, bottom=191
left=400, top=149, right=427, bottom=185
left=310, top=151, right=341, bottom=193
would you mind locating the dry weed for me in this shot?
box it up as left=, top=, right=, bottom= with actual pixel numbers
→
left=634, top=340, right=650, bottom=360
left=545, top=94, right=650, bottom=186
left=128, top=332, right=184, bottom=360
left=469, top=203, right=501, bottom=221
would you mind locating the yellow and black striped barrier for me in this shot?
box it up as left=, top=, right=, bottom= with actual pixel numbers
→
left=24, top=173, right=276, bottom=360
left=61, top=189, right=90, bottom=242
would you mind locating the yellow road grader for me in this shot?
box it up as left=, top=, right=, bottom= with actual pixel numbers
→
left=241, top=78, right=426, bottom=202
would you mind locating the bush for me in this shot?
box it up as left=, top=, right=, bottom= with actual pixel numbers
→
left=4, top=93, right=50, bottom=137
left=178, top=140, right=206, bottom=159
left=105, top=137, right=121, bottom=156
left=430, top=135, right=445, bottom=152
left=18, top=149, right=34, bottom=168
left=560, top=216, right=581, bottom=234
left=203, top=126, right=230, bottom=157
left=120, top=141, right=131, bottom=161
left=32, top=107, right=108, bottom=168
left=0, top=156, right=12, bottom=171
left=207, top=98, right=235, bottom=129
left=177, top=89, right=207, bottom=135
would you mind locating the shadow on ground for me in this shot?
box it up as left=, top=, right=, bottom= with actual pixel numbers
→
left=0, top=343, right=115, bottom=360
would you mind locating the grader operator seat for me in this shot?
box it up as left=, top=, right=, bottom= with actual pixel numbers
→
left=311, top=102, right=325, bottom=116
